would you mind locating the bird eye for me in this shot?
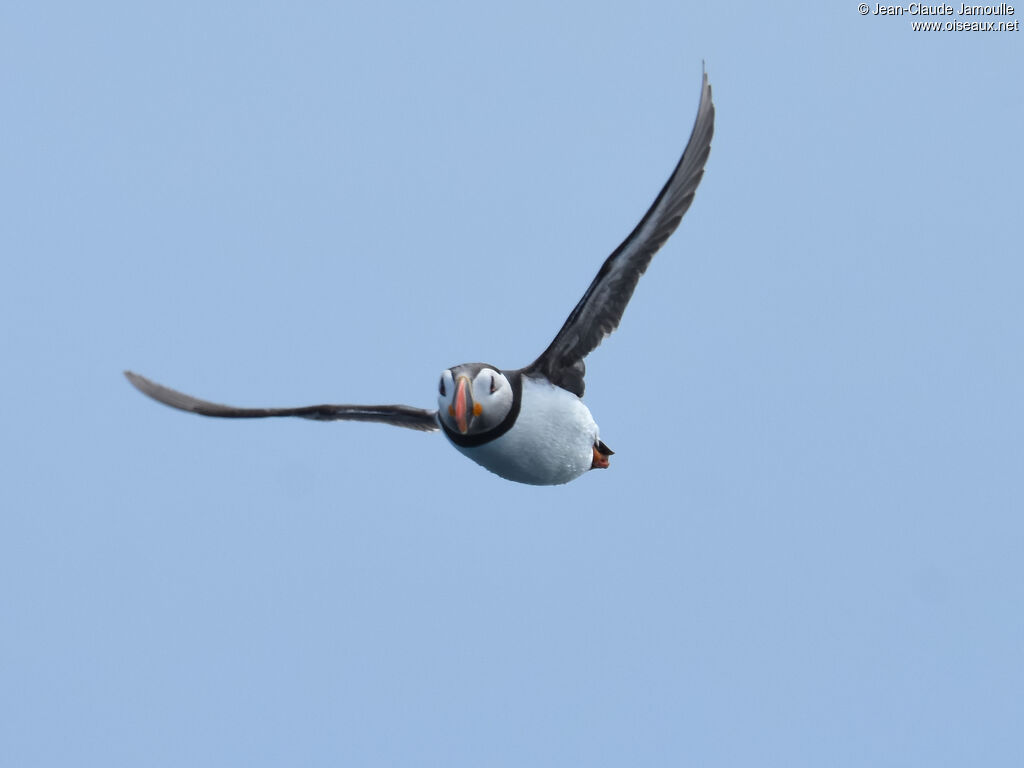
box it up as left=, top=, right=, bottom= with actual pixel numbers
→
left=490, top=375, right=498, bottom=394
left=439, top=378, right=447, bottom=397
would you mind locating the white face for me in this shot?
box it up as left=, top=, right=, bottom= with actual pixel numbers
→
left=437, top=364, right=514, bottom=435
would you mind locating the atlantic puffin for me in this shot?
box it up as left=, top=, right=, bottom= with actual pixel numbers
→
left=126, top=71, right=714, bottom=485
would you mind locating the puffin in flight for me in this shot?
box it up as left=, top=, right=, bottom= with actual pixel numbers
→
left=126, top=71, right=714, bottom=486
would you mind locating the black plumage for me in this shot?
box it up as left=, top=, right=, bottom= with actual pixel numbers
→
left=524, top=71, right=714, bottom=397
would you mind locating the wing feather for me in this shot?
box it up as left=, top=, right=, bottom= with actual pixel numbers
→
left=124, top=371, right=439, bottom=432
left=525, top=70, right=715, bottom=396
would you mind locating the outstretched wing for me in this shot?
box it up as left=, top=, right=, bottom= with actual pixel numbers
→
left=124, top=371, right=440, bottom=432
left=525, top=70, right=715, bottom=397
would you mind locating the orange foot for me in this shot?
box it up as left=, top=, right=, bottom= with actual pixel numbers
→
left=591, top=440, right=614, bottom=470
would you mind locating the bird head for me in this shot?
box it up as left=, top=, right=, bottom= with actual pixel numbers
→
left=437, top=363, right=513, bottom=436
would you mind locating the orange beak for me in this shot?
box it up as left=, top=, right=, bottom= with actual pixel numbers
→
left=453, top=376, right=472, bottom=434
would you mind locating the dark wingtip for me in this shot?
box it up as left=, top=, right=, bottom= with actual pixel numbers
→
left=124, top=370, right=157, bottom=397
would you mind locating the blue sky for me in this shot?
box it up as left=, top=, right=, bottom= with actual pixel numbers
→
left=2, top=2, right=1022, bottom=766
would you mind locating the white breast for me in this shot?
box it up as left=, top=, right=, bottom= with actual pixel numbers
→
left=452, top=376, right=600, bottom=485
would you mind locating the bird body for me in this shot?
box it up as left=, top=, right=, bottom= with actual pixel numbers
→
left=445, top=374, right=599, bottom=486
left=126, top=70, right=715, bottom=486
